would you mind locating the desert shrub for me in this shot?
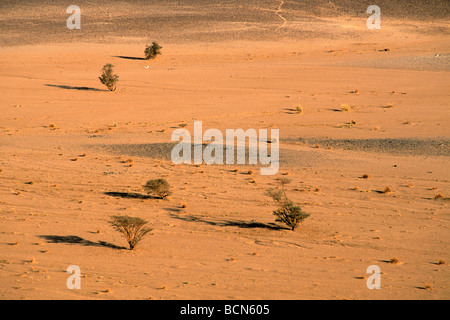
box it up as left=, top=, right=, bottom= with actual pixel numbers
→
left=99, top=63, right=119, bottom=91
left=382, top=186, right=392, bottom=194
left=144, top=42, right=162, bottom=60
left=143, top=178, right=172, bottom=199
left=109, top=215, right=152, bottom=250
left=340, top=104, right=352, bottom=112
left=265, top=178, right=309, bottom=231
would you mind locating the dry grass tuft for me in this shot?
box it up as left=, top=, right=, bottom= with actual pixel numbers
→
left=340, top=104, right=352, bottom=112
left=382, top=186, right=393, bottom=194
left=433, top=193, right=449, bottom=200
left=295, top=105, right=303, bottom=114
left=423, top=283, right=433, bottom=290
left=389, top=258, right=401, bottom=264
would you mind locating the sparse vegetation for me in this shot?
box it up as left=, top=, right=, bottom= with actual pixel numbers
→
left=265, top=178, right=310, bottom=231
left=109, top=215, right=152, bottom=250
left=382, top=186, right=393, bottom=194
left=389, top=258, right=401, bottom=264
left=123, top=159, right=134, bottom=167
left=433, top=193, right=449, bottom=200
left=143, top=178, right=172, bottom=199
left=340, top=104, right=352, bottom=112
left=295, top=105, right=303, bottom=114
left=338, top=120, right=356, bottom=128
left=99, top=63, right=119, bottom=91
left=144, top=42, right=162, bottom=60
left=422, top=283, right=433, bottom=290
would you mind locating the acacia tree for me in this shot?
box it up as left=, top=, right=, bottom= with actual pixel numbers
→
left=144, top=42, right=162, bottom=60
left=99, top=63, right=119, bottom=91
left=109, top=215, right=152, bottom=250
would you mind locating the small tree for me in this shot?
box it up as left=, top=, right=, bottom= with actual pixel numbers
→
left=265, top=178, right=309, bottom=231
left=99, top=63, right=119, bottom=91
left=110, top=215, right=152, bottom=250
left=144, top=42, right=162, bottom=60
left=143, top=178, right=171, bottom=199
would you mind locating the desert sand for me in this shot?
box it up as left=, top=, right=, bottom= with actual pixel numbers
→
left=0, top=0, right=449, bottom=300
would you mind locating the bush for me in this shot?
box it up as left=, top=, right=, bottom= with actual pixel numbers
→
left=109, top=215, right=152, bottom=250
left=143, top=178, right=171, bottom=199
left=265, top=178, right=309, bottom=231
left=144, top=42, right=162, bottom=60
left=99, top=63, right=119, bottom=91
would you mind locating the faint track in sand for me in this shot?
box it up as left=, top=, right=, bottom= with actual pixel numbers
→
left=275, top=0, right=287, bottom=30
left=249, top=0, right=287, bottom=30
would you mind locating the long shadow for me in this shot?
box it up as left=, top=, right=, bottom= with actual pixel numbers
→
left=170, top=214, right=285, bottom=231
left=38, top=235, right=125, bottom=249
left=112, top=55, right=146, bottom=61
left=104, top=191, right=158, bottom=199
left=283, top=108, right=299, bottom=114
left=328, top=108, right=345, bottom=112
left=45, top=84, right=106, bottom=91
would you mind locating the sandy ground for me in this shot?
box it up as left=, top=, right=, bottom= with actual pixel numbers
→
left=0, top=1, right=449, bottom=300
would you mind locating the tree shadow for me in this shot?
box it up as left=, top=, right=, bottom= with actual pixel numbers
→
left=283, top=108, right=299, bottom=114
left=38, top=235, right=125, bottom=249
left=104, top=191, right=157, bottom=199
left=415, top=285, right=432, bottom=290
left=164, top=207, right=183, bottom=213
left=169, top=214, right=286, bottom=230
left=112, top=55, right=146, bottom=61
left=328, top=108, right=344, bottom=112
left=423, top=196, right=450, bottom=201
left=372, top=189, right=392, bottom=194
left=44, top=84, right=106, bottom=91
left=378, top=259, right=402, bottom=265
